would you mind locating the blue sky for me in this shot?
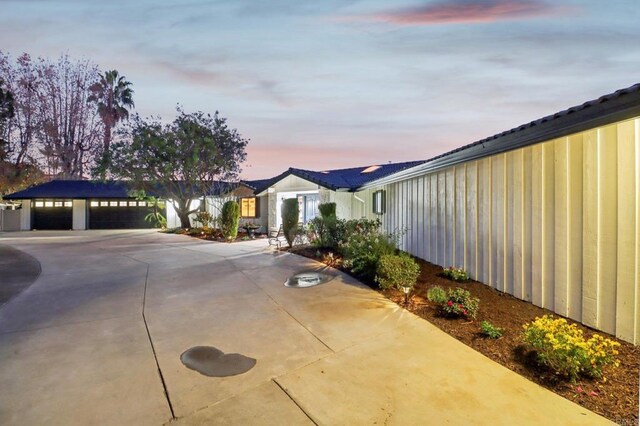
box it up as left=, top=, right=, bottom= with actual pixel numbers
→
left=1, top=0, right=639, bottom=179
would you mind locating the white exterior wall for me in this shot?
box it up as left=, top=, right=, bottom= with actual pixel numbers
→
left=72, top=200, right=86, bottom=230
left=0, top=209, right=21, bottom=231
left=166, top=199, right=202, bottom=228
left=381, top=117, right=640, bottom=344
left=268, top=175, right=319, bottom=229
left=20, top=201, right=30, bottom=230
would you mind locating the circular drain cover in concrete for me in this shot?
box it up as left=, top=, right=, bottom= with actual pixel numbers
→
left=180, top=346, right=256, bottom=377
left=285, top=271, right=333, bottom=288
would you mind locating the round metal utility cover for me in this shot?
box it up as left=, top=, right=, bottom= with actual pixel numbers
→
left=285, top=271, right=333, bottom=288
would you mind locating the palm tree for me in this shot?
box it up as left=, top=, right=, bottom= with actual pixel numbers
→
left=88, top=70, right=134, bottom=152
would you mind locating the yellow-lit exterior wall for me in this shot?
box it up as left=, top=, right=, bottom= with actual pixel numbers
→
left=379, top=117, right=640, bottom=344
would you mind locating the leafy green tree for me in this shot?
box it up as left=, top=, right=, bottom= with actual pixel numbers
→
left=220, top=200, right=240, bottom=241
left=129, top=189, right=167, bottom=229
left=281, top=198, right=299, bottom=247
left=88, top=70, right=134, bottom=152
left=107, top=108, right=248, bottom=228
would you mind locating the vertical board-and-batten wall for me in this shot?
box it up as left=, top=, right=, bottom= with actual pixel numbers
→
left=383, top=117, right=639, bottom=344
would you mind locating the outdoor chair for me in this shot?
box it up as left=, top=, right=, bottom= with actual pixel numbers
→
left=268, top=225, right=286, bottom=248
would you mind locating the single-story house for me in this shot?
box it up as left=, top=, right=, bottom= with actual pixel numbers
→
left=357, top=82, right=640, bottom=344
left=251, top=161, right=427, bottom=229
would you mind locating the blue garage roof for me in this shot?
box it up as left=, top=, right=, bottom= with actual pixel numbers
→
left=4, top=180, right=238, bottom=200
left=253, top=160, right=427, bottom=193
left=4, top=180, right=143, bottom=200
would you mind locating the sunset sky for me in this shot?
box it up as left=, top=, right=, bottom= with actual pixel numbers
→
left=1, top=0, right=638, bottom=179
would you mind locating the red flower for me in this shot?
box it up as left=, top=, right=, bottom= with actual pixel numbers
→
left=459, top=304, right=464, bottom=309
left=463, top=310, right=468, bottom=316
left=447, top=300, right=453, bottom=306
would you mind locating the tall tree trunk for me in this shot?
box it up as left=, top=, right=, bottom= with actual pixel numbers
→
left=103, top=125, right=111, bottom=151
left=174, top=199, right=192, bottom=228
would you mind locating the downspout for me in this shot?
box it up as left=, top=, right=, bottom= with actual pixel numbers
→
left=353, top=194, right=366, bottom=218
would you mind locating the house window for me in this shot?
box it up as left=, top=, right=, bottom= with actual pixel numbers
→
left=35, top=201, right=44, bottom=207
left=64, top=201, right=73, bottom=207
left=372, top=190, right=385, bottom=215
left=100, top=201, right=109, bottom=207
left=138, top=201, right=147, bottom=207
left=129, top=201, right=137, bottom=207
left=240, top=197, right=258, bottom=218
left=109, top=201, right=118, bottom=207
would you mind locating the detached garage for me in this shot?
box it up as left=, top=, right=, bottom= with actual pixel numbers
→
left=4, top=180, right=164, bottom=230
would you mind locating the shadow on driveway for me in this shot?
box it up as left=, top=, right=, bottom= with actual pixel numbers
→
left=0, top=244, right=41, bottom=307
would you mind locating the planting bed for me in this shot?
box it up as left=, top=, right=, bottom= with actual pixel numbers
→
left=292, top=246, right=639, bottom=425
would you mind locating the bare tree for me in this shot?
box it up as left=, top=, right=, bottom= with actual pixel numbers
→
left=0, top=53, right=40, bottom=167
left=0, top=51, right=104, bottom=181
left=35, top=54, right=103, bottom=178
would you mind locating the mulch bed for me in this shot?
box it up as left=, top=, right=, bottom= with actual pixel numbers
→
left=291, top=246, right=639, bottom=425
left=166, top=228, right=267, bottom=243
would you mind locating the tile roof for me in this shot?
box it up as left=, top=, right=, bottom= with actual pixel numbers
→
left=255, top=160, right=427, bottom=193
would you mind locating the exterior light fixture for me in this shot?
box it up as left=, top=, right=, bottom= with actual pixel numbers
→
left=402, top=286, right=411, bottom=305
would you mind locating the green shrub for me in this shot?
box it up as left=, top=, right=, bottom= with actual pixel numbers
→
left=310, top=203, right=342, bottom=249
left=480, top=321, right=503, bottom=339
left=220, top=200, right=240, bottom=241
left=442, top=266, right=470, bottom=282
left=339, top=219, right=396, bottom=282
left=523, top=315, right=620, bottom=381
left=441, top=288, right=479, bottom=319
left=375, top=253, right=420, bottom=291
left=281, top=198, right=300, bottom=247
left=318, top=202, right=336, bottom=218
left=426, top=286, right=448, bottom=304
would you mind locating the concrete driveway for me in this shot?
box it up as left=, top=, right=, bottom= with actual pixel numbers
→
left=0, top=230, right=610, bottom=425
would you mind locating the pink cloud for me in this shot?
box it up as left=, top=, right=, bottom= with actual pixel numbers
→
left=340, top=0, right=570, bottom=26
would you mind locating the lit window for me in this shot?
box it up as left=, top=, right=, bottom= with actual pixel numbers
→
left=64, top=201, right=72, bottom=207
left=100, top=201, right=109, bottom=207
left=119, top=201, right=128, bottom=207
left=372, top=190, right=385, bottom=215
left=54, top=201, right=62, bottom=207
left=44, top=201, right=53, bottom=208
left=240, top=197, right=257, bottom=218
left=138, top=201, right=147, bottom=207
left=90, top=201, right=99, bottom=207
left=109, top=201, right=118, bottom=207
left=35, top=201, right=44, bottom=208
left=129, top=201, right=137, bottom=207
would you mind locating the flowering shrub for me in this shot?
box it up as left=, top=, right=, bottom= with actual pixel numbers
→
left=426, top=286, right=448, bottom=304
left=441, top=288, right=479, bottom=319
left=442, top=266, right=470, bottom=282
left=522, top=315, right=621, bottom=381
left=375, top=253, right=420, bottom=291
left=339, top=219, right=397, bottom=282
left=480, top=321, right=503, bottom=339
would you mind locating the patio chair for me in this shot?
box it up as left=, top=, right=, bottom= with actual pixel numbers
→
left=268, top=225, right=286, bottom=248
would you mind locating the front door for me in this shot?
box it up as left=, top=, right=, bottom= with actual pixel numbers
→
left=297, top=194, right=319, bottom=224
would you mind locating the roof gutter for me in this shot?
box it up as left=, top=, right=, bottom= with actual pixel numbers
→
left=361, top=87, right=640, bottom=189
